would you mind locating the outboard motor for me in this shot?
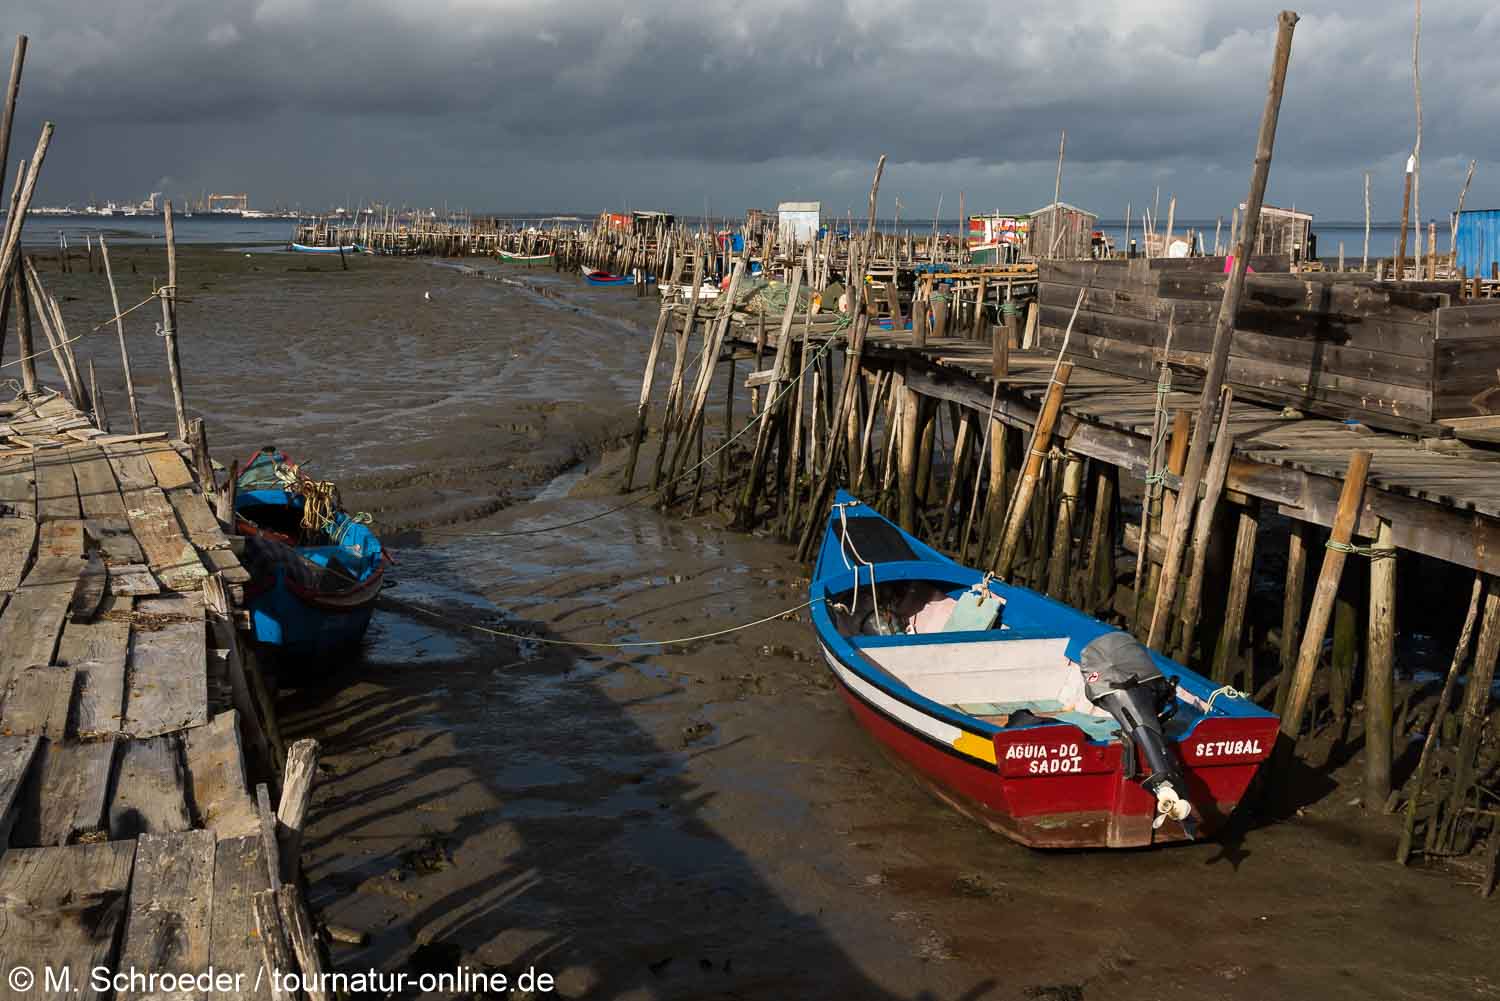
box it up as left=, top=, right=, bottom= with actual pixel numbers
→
left=1079, top=632, right=1195, bottom=834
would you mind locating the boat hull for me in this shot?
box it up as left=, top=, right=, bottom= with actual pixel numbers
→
left=811, top=491, right=1280, bottom=849
left=824, top=644, right=1276, bottom=847
left=498, top=250, right=553, bottom=265
left=244, top=568, right=381, bottom=659
left=290, top=242, right=360, bottom=254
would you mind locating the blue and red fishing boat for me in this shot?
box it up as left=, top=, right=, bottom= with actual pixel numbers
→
left=234, top=448, right=387, bottom=658
left=811, top=492, right=1278, bottom=848
left=580, top=266, right=652, bottom=286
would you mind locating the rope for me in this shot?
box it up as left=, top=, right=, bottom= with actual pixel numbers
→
left=1325, top=540, right=1397, bottom=559
left=833, top=500, right=882, bottom=632
left=1204, top=685, right=1246, bottom=713
left=381, top=592, right=823, bottom=649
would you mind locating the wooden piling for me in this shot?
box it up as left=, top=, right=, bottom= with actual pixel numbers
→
left=993, top=362, right=1073, bottom=580
left=1280, top=449, right=1371, bottom=749
left=1363, top=518, right=1396, bottom=802
left=1046, top=454, right=1085, bottom=599
left=159, top=201, right=189, bottom=440
left=98, top=235, right=142, bottom=434
left=1176, top=391, right=1234, bottom=660
left=1211, top=500, right=1260, bottom=686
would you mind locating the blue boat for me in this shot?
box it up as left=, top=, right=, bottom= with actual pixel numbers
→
left=580, top=266, right=654, bottom=286
left=234, top=448, right=386, bottom=658
left=811, top=491, right=1279, bottom=848
left=289, top=242, right=362, bottom=254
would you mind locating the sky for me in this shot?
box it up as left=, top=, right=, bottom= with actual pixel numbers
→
left=4, top=0, right=1499, bottom=221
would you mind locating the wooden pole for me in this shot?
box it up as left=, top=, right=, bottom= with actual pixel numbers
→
left=1363, top=518, right=1396, bottom=802
left=1275, top=520, right=1310, bottom=714
left=0, top=35, right=26, bottom=212
left=1147, top=9, right=1299, bottom=651
left=1451, top=158, right=1476, bottom=256
left=1046, top=454, right=1085, bottom=599
left=159, top=201, right=189, bottom=440
left=11, top=267, right=35, bottom=395
left=1210, top=500, right=1260, bottom=686
left=1395, top=155, right=1414, bottom=279
left=736, top=265, right=803, bottom=526
left=1086, top=463, right=1118, bottom=613
left=1280, top=449, right=1371, bottom=748
left=1398, top=573, right=1482, bottom=863
left=1411, top=0, right=1422, bottom=275
left=1176, top=390, right=1235, bottom=660
left=0, top=122, right=54, bottom=298
left=98, top=235, right=141, bottom=433
left=1362, top=171, right=1371, bottom=271
left=993, top=362, right=1074, bottom=580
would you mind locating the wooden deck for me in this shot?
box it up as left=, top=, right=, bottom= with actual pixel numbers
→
left=731, top=322, right=1500, bottom=577
left=0, top=390, right=319, bottom=998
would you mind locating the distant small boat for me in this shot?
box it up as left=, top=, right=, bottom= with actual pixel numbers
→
left=581, top=266, right=651, bottom=286
left=658, top=281, right=721, bottom=303
left=234, top=448, right=387, bottom=659
left=497, top=249, right=553, bottom=265
left=811, top=491, right=1278, bottom=849
left=289, top=242, right=361, bottom=254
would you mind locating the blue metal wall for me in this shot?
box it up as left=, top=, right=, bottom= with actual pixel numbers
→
left=1456, top=209, right=1500, bottom=278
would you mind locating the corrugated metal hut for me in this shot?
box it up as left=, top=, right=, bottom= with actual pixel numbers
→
left=1026, top=201, right=1097, bottom=259
left=1241, top=203, right=1312, bottom=257
left=778, top=201, right=821, bottom=243
left=1456, top=209, right=1500, bottom=279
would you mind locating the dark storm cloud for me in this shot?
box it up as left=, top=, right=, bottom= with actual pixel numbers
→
left=6, top=0, right=1499, bottom=217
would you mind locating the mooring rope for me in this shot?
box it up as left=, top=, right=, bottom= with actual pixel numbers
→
left=1324, top=540, right=1397, bottom=559
left=423, top=322, right=844, bottom=539
left=379, top=591, right=823, bottom=649
left=833, top=499, right=882, bottom=632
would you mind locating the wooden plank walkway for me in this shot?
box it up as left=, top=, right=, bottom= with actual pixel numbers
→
left=0, top=390, right=290, bottom=993
left=735, top=324, right=1500, bottom=575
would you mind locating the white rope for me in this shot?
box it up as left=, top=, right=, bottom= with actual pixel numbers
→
left=382, top=592, right=823, bottom=649
left=1204, top=684, right=1246, bottom=713
left=833, top=499, right=882, bottom=632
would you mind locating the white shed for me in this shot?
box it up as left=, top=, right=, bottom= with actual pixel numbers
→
left=778, top=201, right=821, bottom=243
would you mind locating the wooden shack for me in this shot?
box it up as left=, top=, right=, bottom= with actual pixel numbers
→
left=1242, top=203, right=1312, bottom=258
left=1027, top=201, right=1097, bottom=259
left=1035, top=257, right=1500, bottom=433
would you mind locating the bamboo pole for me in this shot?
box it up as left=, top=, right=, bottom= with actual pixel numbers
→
left=993, top=362, right=1074, bottom=580
left=159, top=201, right=189, bottom=440
left=1280, top=449, right=1371, bottom=748
left=1147, top=9, right=1299, bottom=651
left=1395, top=155, right=1414, bottom=279
left=1362, top=171, right=1371, bottom=272
left=1175, top=390, right=1235, bottom=660
left=1451, top=159, right=1476, bottom=257
left=0, top=122, right=54, bottom=298
left=98, top=235, right=141, bottom=433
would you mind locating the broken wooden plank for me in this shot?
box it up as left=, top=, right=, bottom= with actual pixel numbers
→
left=202, top=546, right=251, bottom=585
left=168, top=486, right=231, bottom=551
left=32, top=449, right=82, bottom=521
left=0, top=734, right=40, bottom=845
left=0, top=454, right=36, bottom=519
left=142, top=440, right=197, bottom=491
left=0, top=516, right=37, bottom=594
left=70, top=446, right=126, bottom=518
left=37, top=517, right=83, bottom=557
left=108, top=734, right=191, bottom=839
left=276, top=884, right=332, bottom=1001
left=0, top=547, right=86, bottom=694
left=183, top=710, right=259, bottom=839
left=256, top=782, right=283, bottom=893
left=106, top=563, right=159, bottom=597
left=123, top=594, right=207, bottom=738
left=122, top=487, right=206, bottom=591
left=209, top=835, right=273, bottom=1001
left=252, top=889, right=297, bottom=1001
left=103, top=442, right=157, bottom=492
left=1, top=664, right=77, bottom=738
left=0, top=841, right=136, bottom=1000
left=83, top=517, right=146, bottom=565
left=115, top=830, right=216, bottom=1001
left=70, top=550, right=108, bottom=621
left=58, top=595, right=132, bottom=738
left=10, top=738, right=119, bottom=847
